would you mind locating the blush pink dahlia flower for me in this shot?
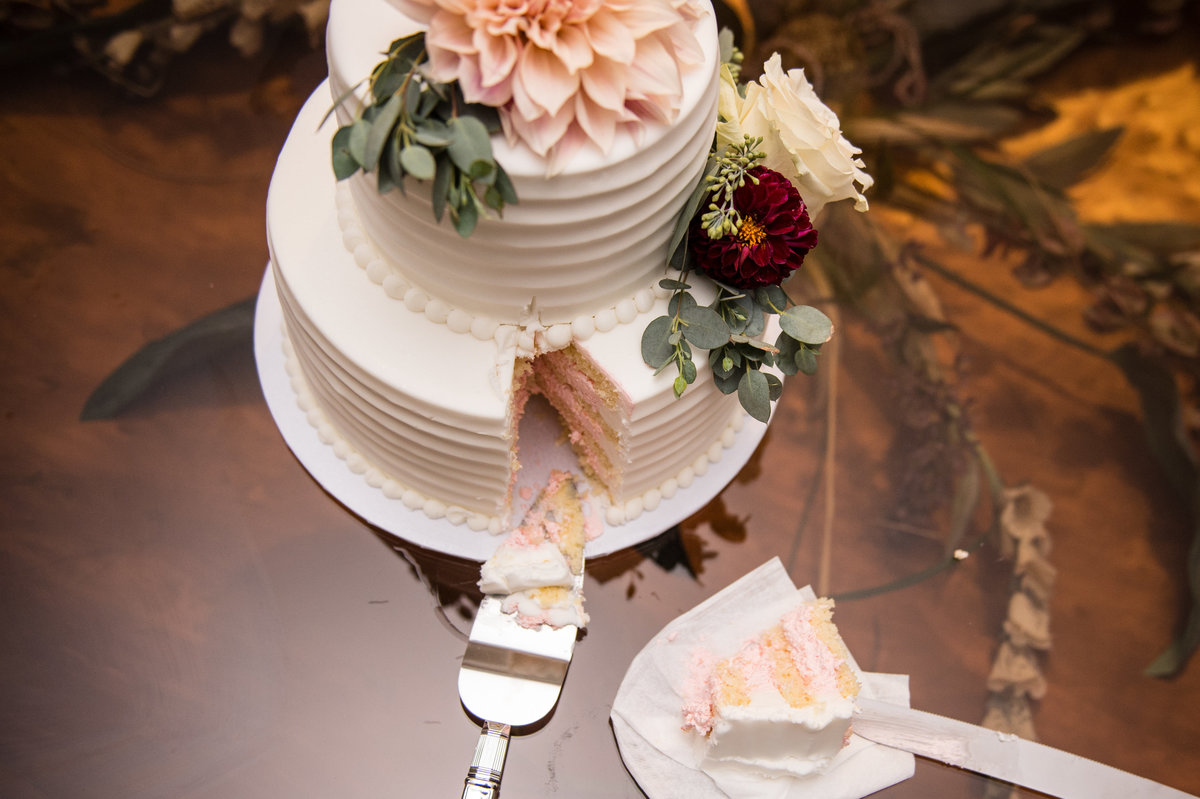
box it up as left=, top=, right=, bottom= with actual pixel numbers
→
left=390, top=0, right=705, bottom=169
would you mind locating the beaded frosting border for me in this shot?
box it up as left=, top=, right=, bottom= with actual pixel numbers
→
left=334, top=183, right=674, bottom=357
left=279, top=318, right=747, bottom=532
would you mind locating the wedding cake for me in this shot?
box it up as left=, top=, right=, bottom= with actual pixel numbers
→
left=267, top=0, right=869, bottom=536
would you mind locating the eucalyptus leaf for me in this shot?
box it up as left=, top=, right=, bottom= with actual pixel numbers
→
left=372, top=58, right=406, bottom=103
left=765, top=372, right=783, bottom=401
left=659, top=278, right=691, bottom=291
left=386, top=33, right=426, bottom=75
left=668, top=290, right=698, bottom=317
left=796, top=345, right=818, bottom=375
left=447, top=115, right=493, bottom=174
left=737, top=368, right=771, bottom=423
left=403, top=77, right=422, bottom=116
left=668, top=157, right=718, bottom=262
left=484, top=184, right=503, bottom=211
left=754, top=284, right=789, bottom=313
left=453, top=198, right=479, bottom=237
left=717, top=26, right=736, bottom=65
left=780, top=305, right=834, bottom=345
left=641, top=316, right=675, bottom=367
left=362, top=93, right=403, bottom=172
left=400, top=144, right=436, bottom=180
left=713, top=352, right=736, bottom=378
left=347, top=119, right=371, bottom=168
left=775, top=334, right=800, bottom=376
left=681, top=359, right=697, bottom=385
left=431, top=155, right=451, bottom=221
left=331, top=126, right=360, bottom=180
left=81, top=297, right=256, bottom=420
left=384, top=134, right=405, bottom=191
left=494, top=167, right=518, bottom=206
left=680, top=304, right=731, bottom=350
left=412, top=119, right=453, bottom=147
left=721, top=292, right=756, bottom=335
left=713, top=368, right=739, bottom=395
left=377, top=151, right=399, bottom=194
left=469, top=160, right=495, bottom=181
left=458, top=99, right=503, bottom=133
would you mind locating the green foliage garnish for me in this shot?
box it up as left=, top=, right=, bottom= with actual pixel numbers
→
left=329, top=33, right=516, bottom=237
left=647, top=132, right=831, bottom=423
left=640, top=272, right=832, bottom=423
left=716, top=27, right=744, bottom=83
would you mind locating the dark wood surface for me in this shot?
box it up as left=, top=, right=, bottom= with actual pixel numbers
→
left=2, top=28, right=1199, bottom=799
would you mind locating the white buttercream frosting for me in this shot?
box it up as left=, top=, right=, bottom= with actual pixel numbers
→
left=324, top=0, right=720, bottom=326
left=265, top=0, right=758, bottom=532
left=479, top=541, right=572, bottom=595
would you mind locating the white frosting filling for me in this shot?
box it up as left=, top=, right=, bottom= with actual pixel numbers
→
left=478, top=541, right=572, bottom=595
left=708, top=691, right=854, bottom=777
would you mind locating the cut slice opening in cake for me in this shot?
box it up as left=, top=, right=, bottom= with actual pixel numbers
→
left=513, top=344, right=629, bottom=507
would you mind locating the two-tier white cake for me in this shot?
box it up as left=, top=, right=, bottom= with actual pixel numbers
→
left=266, top=0, right=752, bottom=535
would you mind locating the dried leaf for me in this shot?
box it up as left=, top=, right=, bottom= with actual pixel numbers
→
left=1021, top=127, right=1124, bottom=190
left=81, top=296, right=256, bottom=420
left=987, top=641, right=1049, bottom=699
left=946, top=456, right=980, bottom=554
left=982, top=690, right=1036, bottom=739
left=1001, top=485, right=1053, bottom=538
left=1111, top=344, right=1200, bottom=676
left=1004, top=591, right=1052, bottom=650
left=1015, top=545, right=1057, bottom=600
left=1097, top=222, right=1200, bottom=257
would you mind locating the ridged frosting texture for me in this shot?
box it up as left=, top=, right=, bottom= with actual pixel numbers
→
left=325, top=0, right=720, bottom=325
left=267, top=84, right=748, bottom=530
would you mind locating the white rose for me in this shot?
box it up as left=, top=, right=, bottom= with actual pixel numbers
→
left=727, top=53, right=873, bottom=220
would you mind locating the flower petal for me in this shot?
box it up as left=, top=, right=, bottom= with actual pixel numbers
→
left=583, top=8, right=636, bottom=64
left=579, top=55, right=628, bottom=112
left=574, top=92, right=617, bottom=154
left=551, top=23, right=595, bottom=73
left=475, top=28, right=518, bottom=88
left=518, top=44, right=580, bottom=116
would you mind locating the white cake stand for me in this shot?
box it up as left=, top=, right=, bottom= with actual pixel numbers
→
left=253, top=267, right=769, bottom=562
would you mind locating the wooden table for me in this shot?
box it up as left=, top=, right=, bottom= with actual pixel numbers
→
left=2, top=29, right=1198, bottom=799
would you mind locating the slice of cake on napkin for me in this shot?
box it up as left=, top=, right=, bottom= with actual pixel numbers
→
left=681, top=598, right=861, bottom=777
left=610, top=557, right=914, bottom=799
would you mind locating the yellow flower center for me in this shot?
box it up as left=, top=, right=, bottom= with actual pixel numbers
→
left=736, top=216, right=766, bottom=247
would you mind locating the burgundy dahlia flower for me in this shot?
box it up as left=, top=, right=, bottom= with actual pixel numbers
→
left=690, top=166, right=818, bottom=289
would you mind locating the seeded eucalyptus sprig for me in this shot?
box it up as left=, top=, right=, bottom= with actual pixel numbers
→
left=329, top=33, right=517, bottom=237
left=700, top=136, right=767, bottom=239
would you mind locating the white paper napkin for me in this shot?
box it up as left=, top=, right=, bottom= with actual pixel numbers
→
left=611, top=557, right=915, bottom=798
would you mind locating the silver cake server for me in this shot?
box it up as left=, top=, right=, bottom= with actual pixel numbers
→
left=852, top=697, right=1198, bottom=799
left=458, top=563, right=584, bottom=799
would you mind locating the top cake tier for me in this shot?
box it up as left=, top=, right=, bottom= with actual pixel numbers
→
left=324, top=0, right=720, bottom=329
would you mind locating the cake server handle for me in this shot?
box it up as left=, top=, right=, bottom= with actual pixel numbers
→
left=852, top=698, right=1198, bottom=799
left=462, top=720, right=511, bottom=799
